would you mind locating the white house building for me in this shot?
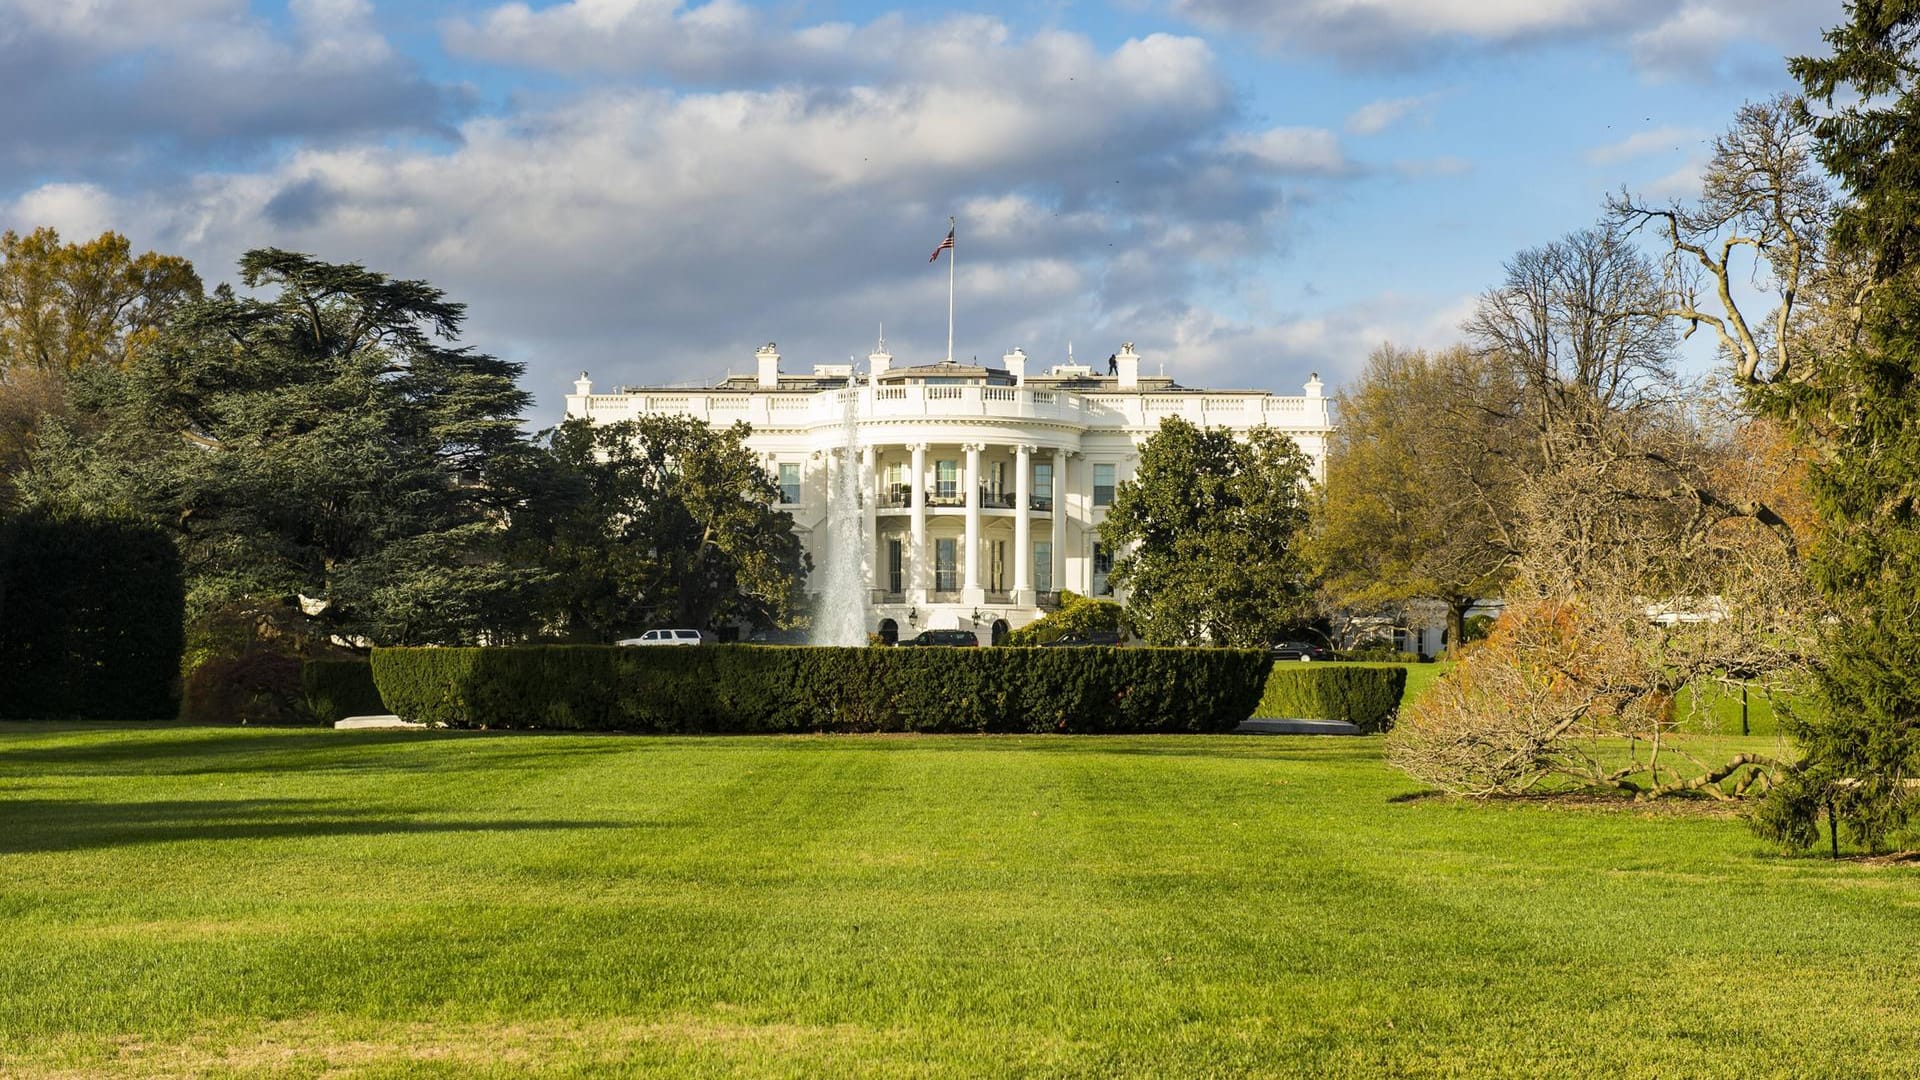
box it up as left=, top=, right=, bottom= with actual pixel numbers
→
left=565, top=341, right=1333, bottom=643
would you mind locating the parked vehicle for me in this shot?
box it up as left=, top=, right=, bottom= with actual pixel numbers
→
left=1039, top=631, right=1125, bottom=648
left=1270, top=641, right=1332, bottom=661
left=617, top=629, right=706, bottom=646
left=896, top=629, right=980, bottom=647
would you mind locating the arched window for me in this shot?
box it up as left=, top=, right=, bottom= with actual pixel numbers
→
left=878, top=618, right=899, bottom=646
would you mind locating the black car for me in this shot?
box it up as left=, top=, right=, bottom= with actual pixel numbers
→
left=897, top=629, right=980, bottom=647
left=1039, top=631, right=1124, bottom=647
left=1270, top=640, right=1332, bottom=661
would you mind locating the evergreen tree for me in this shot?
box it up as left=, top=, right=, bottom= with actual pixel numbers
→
left=1755, top=5, right=1920, bottom=850
left=23, top=250, right=538, bottom=646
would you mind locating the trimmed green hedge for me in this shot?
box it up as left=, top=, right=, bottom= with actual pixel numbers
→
left=1257, top=665, right=1408, bottom=732
left=0, top=512, right=184, bottom=721
left=371, top=645, right=1274, bottom=734
left=302, top=659, right=387, bottom=725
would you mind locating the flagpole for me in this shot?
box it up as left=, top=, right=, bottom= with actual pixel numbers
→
left=946, top=215, right=956, bottom=363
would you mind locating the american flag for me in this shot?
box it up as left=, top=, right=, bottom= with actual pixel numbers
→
left=929, top=227, right=955, bottom=262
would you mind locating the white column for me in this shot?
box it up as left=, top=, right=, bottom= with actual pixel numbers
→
left=1051, top=450, right=1068, bottom=599
left=909, top=442, right=928, bottom=601
left=1013, top=444, right=1033, bottom=602
left=861, top=443, right=877, bottom=598
left=963, top=443, right=983, bottom=603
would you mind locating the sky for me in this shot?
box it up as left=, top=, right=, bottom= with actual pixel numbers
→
left=0, top=0, right=1844, bottom=423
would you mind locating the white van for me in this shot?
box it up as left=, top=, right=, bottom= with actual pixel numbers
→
left=616, top=629, right=705, bottom=646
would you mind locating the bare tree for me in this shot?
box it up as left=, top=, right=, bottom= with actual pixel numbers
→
left=1607, top=96, right=1840, bottom=385
left=1387, top=228, right=1822, bottom=799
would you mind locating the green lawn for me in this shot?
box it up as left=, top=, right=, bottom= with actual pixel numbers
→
left=2, top=724, right=1915, bottom=1078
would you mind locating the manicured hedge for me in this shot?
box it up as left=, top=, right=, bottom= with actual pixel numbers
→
left=302, top=659, right=387, bottom=725
left=1257, top=665, right=1408, bottom=732
left=371, top=645, right=1274, bottom=734
left=0, top=511, right=184, bottom=720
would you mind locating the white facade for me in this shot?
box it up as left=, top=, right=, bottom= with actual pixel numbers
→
left=564, top=342, right=1333, bottom=642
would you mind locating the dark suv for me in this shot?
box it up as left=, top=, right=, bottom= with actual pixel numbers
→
left=1039, top=631, right=1124, bottom=647
left=1270, top=641, right=1333, bottom=661
left=897, top=629, right=980, bottom=647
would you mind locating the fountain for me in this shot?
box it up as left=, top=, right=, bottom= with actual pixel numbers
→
left=809, top=383, right=870, bottom=646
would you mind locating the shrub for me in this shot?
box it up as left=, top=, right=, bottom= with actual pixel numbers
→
left=1337, top=647, right=1424, bottom=663
left=182, top=651, right=313, bottom=725
left=1257, top=665, right=1408, bottom=732
left=371, top=645, right=1274, bottom=734
left=302, top=659, right=387, bottom=724
left=1003, top=592, right=1129, bottom=646
left=0, top=511, right=184, bottom=720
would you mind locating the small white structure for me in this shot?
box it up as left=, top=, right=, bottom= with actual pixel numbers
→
left=566, top=342, right=1333, bottom=641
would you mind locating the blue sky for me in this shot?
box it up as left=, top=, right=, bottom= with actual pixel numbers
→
left=0, top=0, right=1840, bottom=420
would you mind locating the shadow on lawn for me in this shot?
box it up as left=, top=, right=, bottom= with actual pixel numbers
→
left=0, top=728, right=632, bottom=779
left=748, top=733, right=1389, bottom=766
left=0, top=796, right=631, bottom=854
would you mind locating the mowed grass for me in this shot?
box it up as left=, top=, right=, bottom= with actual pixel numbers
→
left=2, top=724, right=1917, bottom=1078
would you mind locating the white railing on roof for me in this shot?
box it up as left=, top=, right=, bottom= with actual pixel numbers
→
left=571, top=383, right=1322, bottom=433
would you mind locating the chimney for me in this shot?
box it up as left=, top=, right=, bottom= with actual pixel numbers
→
left=869, top=346, right=892, bottom=379
left=1116, top=342, right=1140, bottom=389
left=1004, top=347, right=1027, bottom=384
left=755, top=343, right=781, bottom=388
left=565, top=371, right=593, bottom=418
left=1305, top=372, right=1324, bottom=398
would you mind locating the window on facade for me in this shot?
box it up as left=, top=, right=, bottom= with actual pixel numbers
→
left=1032, top=461, right=1053, bottom=509
left=1092, top=542, right=1113, bottom=596
left=1093, top=463, right=1116, bottom=507
left=1034, top=540, right=1052, bottom=593
left=935, top=538, right=958, bottom=591
left=778, top=462, right=801, bottom=504
left=887, top=539, right=904, bottom=594
left=989, top=540, right=1006, bottom=590
left=935, top=459, right=959, bottom=500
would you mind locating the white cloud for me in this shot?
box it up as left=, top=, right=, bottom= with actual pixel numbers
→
left=5, top=182, right=122, bottom=241
left=3, top=24, right=1362, bottom=414
left=1584, top=126, right=1708, bottom=165
left=0, top=0, right=459, bottom=187
left=1641, top=157, right=1709, bottom=200
left=1153, top=290, right=1477, bottom=392
left=1226, top=126, right=1351, bottom=175
left=1169, top=0, right=1839, bottom=76
left=1393, top=155, right=1473, bottom=178
left=1345, top=94, right=1437, bottom=136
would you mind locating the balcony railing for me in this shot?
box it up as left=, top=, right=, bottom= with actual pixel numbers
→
left=869, top=589, right=905, bottom=604
left=985, top=590, right=1013, bottom=604
left=979, top=490, right=1015, bottom=509
left=1036, top=591, right=1063, bottom=610
left=1029, top=495, right=1053, bottom=512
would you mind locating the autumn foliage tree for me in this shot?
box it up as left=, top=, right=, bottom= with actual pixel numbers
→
left=0, top=227, right=201, bottom=374
left=1309, top=343, right=1521, bottom=649
left=0, top=228, right=202, bottom=509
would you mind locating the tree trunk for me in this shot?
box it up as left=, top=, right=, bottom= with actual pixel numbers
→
left=1446, top=597, right=1470, bottom=657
